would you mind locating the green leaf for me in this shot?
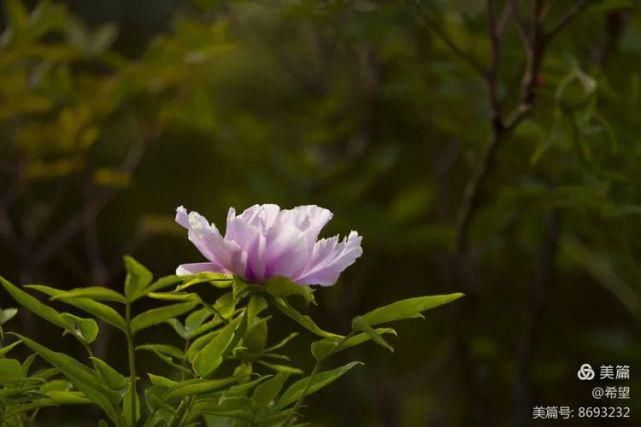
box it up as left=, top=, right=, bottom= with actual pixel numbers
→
left=187, top=329, right=221, bottom=362
left=0, top=340, right=22, bottom=357
left=226, top=376, right=270, bottom=396
left=123, top=256, right=153, bottom=300
left=136, top=344, right=184, bottom=360
left=214, top=292, right=235, bottom=320
left=148, top=373, right=177, bottom=388
left=90, top=357, right=128, bottom=392
left=311, top=328, right=397, bottom=361
left=61, top=313, right=99, bottom=344
left=13, top=334, right=123, bottom=423
left=40, top=379, right=72, bottom=392
left=164, top=378, right=238, bottom=401
left=138, top=344, right=190, bottom=373
left=123, top=386, right=141, bottom=424
left=243, top=317, right=269, bottom=354
left=256, top=361, right=303, bottom=375
left=52, top=287, right=127, bottom=304
left=264, top=332, right=299, bottom=353
left=44, top=390, right=92, bottom=405
left=143, top=275, right=184, bottom=296
left=272, top=297, right=341, bottom=339
left=0, top=307, right=18, bottom=324
left=252, top=372, right=290, bottom=408
left=185, top=307, right=214, bottom=331
left=247, top=295, right=268, bottom=325
left=278, top=362, right=363, bottom=408
left=165, top=319, right=189, bottom=339
left=193, top=314, right=246, bottom=377
left=0, top=358, right=25, bottom=383
left=147, top=292, right=200, bottom=302
left=27, top=285, right=127, bottom=333
left=130, top=300, right=199, bottom=335
left=190, top=397, right=252, bottom=421
left=1, top=277, right=73, bottom=330
left=176, top=272, right=233, bottom=292
left=351, top=317, right=394, bottom=352
left=355, top=293, right=464, bottom=327
left=263, top=276, right=315, bottom=305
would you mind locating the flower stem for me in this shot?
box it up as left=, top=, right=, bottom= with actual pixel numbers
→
left=125, top=303, right=137, bottom=426
left=286, top=360, right=321, bottom=426
left=285, top=332, right=354, bottom=425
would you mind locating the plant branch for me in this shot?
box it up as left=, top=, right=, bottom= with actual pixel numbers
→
left=544, top=0, right=589, bottom=42
left=31, top=123, right=150, bottom=268
left=125, top=302, right=137, bottom=426
left=415, top=5, right=485, bottom=77
left=454, top=0, right=585, bottom=253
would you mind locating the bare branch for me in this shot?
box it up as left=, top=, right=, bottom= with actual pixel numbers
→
left=415, top=6, right=486, bottom=77
left=455, top=0, right=550, bottom=253
left=510, top=0, right=530, bottom=47
left=485, top=0, right=502, bottom=128
left=545, top=0, right=589, bottom=42
left=31, top=118, right=153, bottom=268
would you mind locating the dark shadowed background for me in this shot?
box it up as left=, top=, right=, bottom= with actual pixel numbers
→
left=1, top=0, right=640, bottom=425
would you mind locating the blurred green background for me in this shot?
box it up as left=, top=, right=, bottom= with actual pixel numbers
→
left=1, top=0, right=641, bottom=425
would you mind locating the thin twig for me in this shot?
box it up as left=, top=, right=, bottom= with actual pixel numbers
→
left=414, top=4, right=486, bottom=77
left=455, top=0, right=584, bottom=253
left=545, top=0, right=589, bottom=42
left=31, top=123, right=151, bottom=268
left=510, top=0, right=530, bottom=47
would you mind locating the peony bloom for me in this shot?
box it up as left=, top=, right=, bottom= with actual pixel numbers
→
left=175, top=204, right=363, bottom=286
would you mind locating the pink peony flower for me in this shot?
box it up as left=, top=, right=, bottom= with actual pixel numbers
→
left=175, top=204, right=363, bottom=286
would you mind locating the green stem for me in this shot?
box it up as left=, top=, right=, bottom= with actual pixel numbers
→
left=181, top=338, right=190, bottom=382
left=125, top=303, right=137, bottom=426
left=285, top=360, right=321, bottom=425
left=285, top=332, right=354, bottom=425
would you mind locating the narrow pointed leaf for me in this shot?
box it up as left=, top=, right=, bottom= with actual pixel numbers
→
left=90, top=357, right=128, bottom=392
left=252, top=372, right=290, bottom=407
left=356, top=293, right=464, bottom=327
left=130, top=300, right=199, bottom=335
left=1, top=277, right=73, bottom=330
left=0, top=307, right=18, bottom=324
left=27, top=285, right=127, bottom=332
left=0, top=340, right=22, bottom=357
left=278, top=362, right=363, bottom=408
left=311, top=328, right=397, bottom=361
left=52, top=287, right=126, bottom=304
left=263, top=276, right=315, bottom=305
left=123, top=256, right=153, bottom=300
left=352, top=317, right=394, bottom=352
left=164, top=378, right=238, bottom=401
left=14, top=334, right=122, bottom=423
left=193, top=315, right=246, bottom=377
left=272, top=297, right=341, bottom=339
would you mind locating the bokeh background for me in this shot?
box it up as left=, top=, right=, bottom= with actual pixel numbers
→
left=1, top=0, right=641, bottom=425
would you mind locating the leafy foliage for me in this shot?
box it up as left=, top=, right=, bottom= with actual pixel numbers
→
left=0, top=257, right=462, bottom=426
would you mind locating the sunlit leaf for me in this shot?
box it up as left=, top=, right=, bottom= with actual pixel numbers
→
left=130, top=300, right=199, bottom=335
left=354, top=293, right=464, bottom=327
left=123, top=256, right=153, bottom=301
left=272, top=297, right=341, bottom=339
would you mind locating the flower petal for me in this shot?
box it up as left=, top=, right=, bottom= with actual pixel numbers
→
left=278, top=205, right=333, bottom=236
left=294, top=231, right=363, bottom=286
left=176, top=262, right=226, bottom=276
left=175, top=206, right=239, bottom=271
left=265, top=224, right=312, bottom=278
